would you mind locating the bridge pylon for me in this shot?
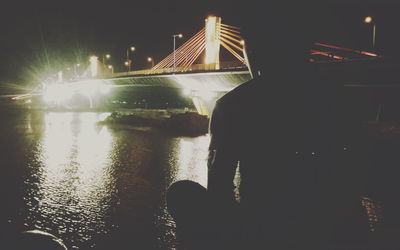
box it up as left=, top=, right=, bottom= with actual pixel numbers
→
left=205, top=16, right=221, bottom=70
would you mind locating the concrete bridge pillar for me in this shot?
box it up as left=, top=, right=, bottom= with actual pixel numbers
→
left=191, top=96, right=211, bottom=116
left=190, top=91, right=225, bottom=117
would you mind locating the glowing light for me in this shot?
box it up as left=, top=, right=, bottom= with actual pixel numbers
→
left=76, top=80, right=111, bottom=96
left=108, top=65, right=113, bottom=69
left=178, top=33, right=183, bottom=38
left=124, top=61, right=129, bottom=66
left=89, top=56, right=98, bottom=63
left=182, top=88, right=192, bottom=96
left=364, top=16, right=373, bottom=24
left=105, top=54, right=111, bottom=59
left=130, top=46, right=135, bottom=51
left=147, top=57, right=153, bottom=62
left=195, top=90, right=216, bottom=101
left=43, top=84, right=74, bottom=104
left=99, top=84, right=111, bottom=94
left=30, top=112, right=115, bottom=237
left=89, top=56, right=98, bottom=77
left=170, top=136, right=211, bottom=187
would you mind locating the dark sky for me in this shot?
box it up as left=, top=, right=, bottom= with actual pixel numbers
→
left=1, top=0, right=400, bottom=84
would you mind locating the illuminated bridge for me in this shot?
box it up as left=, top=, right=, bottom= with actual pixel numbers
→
left=15, top=16, right=252, bottom=116
left=14, top=16, right=385, bottom=117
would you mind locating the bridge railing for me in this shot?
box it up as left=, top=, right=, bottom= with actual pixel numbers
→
left=104, top=61, right=247, bottom=79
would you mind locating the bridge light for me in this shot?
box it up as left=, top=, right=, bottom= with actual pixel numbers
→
left=89, top=56, right=98, bottom=63
left=364, top=16, right=372, bottom=24
left=43, top=84, right=74, bottom=104
left=89, top=56, right=98, bottom=77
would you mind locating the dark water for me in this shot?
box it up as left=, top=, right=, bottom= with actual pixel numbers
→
left=0, top=104, right=210, bottom=249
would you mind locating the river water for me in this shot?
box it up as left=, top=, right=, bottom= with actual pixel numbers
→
left=0, top=104, right=210, bottom=249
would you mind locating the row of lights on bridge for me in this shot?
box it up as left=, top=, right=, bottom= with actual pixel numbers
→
left=85, top=33, right=184, bottom=74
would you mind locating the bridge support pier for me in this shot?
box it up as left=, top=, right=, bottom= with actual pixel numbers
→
left=190, top=91, right=225, bottom=117
left=191, top=96, right=212, bottom=116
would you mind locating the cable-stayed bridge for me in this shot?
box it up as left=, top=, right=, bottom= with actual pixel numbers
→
left=15, top=16, right=252, bottom=116
left=13, top=16, right=388, bottom=117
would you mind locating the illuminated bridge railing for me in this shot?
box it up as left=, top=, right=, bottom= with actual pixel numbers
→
left=105, top=61, right=247, bottom=79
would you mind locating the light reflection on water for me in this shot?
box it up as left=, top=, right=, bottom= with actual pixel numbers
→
left=15, top=111, right=211, bottom=249
left=170, top=136, right=210, bottom=187
left=24, top=112, right=116, bottom=247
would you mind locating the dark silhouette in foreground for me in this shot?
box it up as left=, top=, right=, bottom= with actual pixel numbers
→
left=166, top=3, right=386, bottom=250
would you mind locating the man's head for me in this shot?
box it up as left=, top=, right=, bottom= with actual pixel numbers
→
left=237, top=2, right=333, bottom=77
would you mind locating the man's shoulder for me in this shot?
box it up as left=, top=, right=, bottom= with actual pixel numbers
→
left=216, top=78, right=262, bottom=108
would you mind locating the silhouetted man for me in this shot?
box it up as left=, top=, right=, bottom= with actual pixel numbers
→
left=168, top=3, right=371, bottom=250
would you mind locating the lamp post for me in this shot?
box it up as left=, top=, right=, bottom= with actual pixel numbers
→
left=147, top=57, right=154, bottom=68
left=173, top=33, right=183, bottom=71
left=108, top=65, right=114, bottom=74
left=102, top=54, right=111, bottom=64
left=126, top=46, right=135, bottom=72
left=364, top=16, right=376, bottom=50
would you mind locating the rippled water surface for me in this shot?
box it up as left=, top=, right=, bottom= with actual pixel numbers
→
left=0, top=107, right=209, bottom=249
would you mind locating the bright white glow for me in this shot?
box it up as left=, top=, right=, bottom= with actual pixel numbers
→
left=99, top=84, right=111, bottom=94
left=195, top=90, right=216, bottom=101
left=75, top=80, right=112, bottom=96
left=43, top=84, right=74, bottom=104
left=364, top=16, right=373, bottom=24
left=182, top=88, right=192, bottom=96
left=130, top=46, right=135, bottom=51
left=79, top=82, right=98, bottom=96
left=32, top=112, right=115, bottom=234
left=172, top=136, right=211, bottom=187
left=89, top=56, right=98, bottom=77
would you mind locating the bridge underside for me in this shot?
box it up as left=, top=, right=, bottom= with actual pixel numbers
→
left=105, top=70, right=252, bottom=116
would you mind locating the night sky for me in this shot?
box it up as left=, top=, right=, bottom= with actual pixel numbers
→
left=1, top=0, right=400, bottom=84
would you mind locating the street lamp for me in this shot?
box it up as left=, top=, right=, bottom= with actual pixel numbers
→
left=102, top=54, right=111, bottom=64
left=108, top=65, right=114, bottom=74
left=147, top=57, right=154, bottom=68
left=173, top=33, right=183, bottom=71
left=126, top=46, right=135, bottom=72
left=364, top=16, right=376, bottom=50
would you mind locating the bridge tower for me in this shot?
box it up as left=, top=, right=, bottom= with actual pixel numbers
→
left=205, top=16, right=221, bottom=70
left=89, top=56, right=99, bottom=78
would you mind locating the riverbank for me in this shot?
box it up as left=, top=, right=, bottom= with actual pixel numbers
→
left=98, top=109, right=210, bottom=137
